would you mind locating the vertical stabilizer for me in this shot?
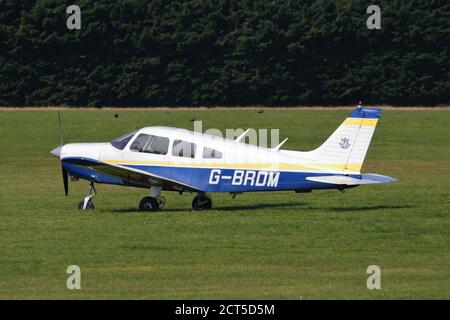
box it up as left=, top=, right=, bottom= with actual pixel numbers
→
left=310, top=107, right=381, bottom=173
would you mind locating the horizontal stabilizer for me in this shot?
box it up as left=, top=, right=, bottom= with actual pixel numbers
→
left=306, top=173, right=398, bottom=186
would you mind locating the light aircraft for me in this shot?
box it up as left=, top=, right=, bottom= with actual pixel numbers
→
left=50, top=106, right=397, bottom=211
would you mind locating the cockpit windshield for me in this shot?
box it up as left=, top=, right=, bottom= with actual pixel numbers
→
left=110, top=130, right=138, bottom=150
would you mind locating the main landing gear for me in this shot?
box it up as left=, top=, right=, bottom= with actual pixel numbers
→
left=139, top=186, right=165, bottom=211
left=78, top=182, right=96, bottom=210
left=139, top=195, right=166, bottom=211
left=192, top=193, right=212, bottom=211
left=138, top=188, right=213, bottom=212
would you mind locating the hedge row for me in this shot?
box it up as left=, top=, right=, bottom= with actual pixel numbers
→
left=0, top=0, right=449, bottom=106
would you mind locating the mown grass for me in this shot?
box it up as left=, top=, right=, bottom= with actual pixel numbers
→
left=0, top=109, right=449, bottom=299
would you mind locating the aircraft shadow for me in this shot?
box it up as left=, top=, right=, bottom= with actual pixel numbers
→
left=110, top=202, right=306, bottom=213
left=327, top=205, right=413, bottom=212
left=110, top=203, right=412, bottom=213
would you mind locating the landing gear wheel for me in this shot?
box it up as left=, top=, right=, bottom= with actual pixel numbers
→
left=78, top=200, right=94, bottom=210
left=139, top=196, right=160, bottom=211
left=192, top=193, right=212, bottom=211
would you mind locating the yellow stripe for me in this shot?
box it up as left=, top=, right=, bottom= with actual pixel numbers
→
left=104, top=160, right=362, bottom=173
left=342, top=118, right=378, bottom=127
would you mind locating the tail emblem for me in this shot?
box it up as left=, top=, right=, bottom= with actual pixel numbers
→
left=339, top=137, right=351, bottom=149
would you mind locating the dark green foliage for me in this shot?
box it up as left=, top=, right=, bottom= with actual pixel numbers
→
left=0, top=0, right=449, bottom=106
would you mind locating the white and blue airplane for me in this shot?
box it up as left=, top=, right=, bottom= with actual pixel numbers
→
left=50, top=107, right=397, bottom=211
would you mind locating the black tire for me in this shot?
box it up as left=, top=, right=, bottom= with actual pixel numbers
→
left=139, top=196, right=160, bottom=211
left=78, top=200, right=94, bottom=210
left=192, top=195, right=212, bottom=211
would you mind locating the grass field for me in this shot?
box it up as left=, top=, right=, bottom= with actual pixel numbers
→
left=0, top=108, right=449, bottom=299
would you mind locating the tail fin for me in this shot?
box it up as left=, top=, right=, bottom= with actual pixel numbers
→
left=310, top=107, right=381, bottom=173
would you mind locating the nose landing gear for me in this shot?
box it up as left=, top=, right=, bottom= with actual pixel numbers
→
left=78, top=182, right=96, bottom=210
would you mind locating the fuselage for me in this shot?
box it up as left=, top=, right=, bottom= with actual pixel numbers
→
left=55, top=126, right=361, bottom=193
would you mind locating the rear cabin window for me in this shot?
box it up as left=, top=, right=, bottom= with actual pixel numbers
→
left=203, top=147, right=223, bottom=159
left=172, top=140, right=197, bottom=158
left=130, top=134, right=169, bottom=155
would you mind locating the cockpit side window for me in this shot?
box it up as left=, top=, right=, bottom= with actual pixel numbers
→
left=203, top=147, right=223, bottom=159
left=130, top=134, right=169, bottom=155
left=130, top=134, right=149, bottom=152
left=111, top=130, right=138, bottom=150
left=172, top=140, right=197, bottom=158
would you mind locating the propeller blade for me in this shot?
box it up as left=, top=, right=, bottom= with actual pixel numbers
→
left=62, top=165, right=69, bottom=196
left=58, top=111, right=64, bottom=146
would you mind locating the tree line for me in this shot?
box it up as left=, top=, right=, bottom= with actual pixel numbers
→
left=0, top=0, right=449, bottom=107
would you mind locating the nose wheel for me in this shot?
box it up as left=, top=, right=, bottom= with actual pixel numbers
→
left=78, top=182, right=96, bottom=211
left=78, top=199, right=94, bottom=210
left=192, top=193, right=212, bottom=210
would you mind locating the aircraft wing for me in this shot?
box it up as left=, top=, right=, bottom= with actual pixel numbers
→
left=62, top=157, right=199, bottom=192
left=306, top=173, right=398, bottom=186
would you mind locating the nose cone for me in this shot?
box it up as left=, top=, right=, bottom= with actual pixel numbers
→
left=50, top=146, right=63, bottom=158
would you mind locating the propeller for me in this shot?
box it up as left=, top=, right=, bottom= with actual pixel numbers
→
left=58, top=110, right=64, bottom=146
left=50, top=111, right=69, bottom=196
left=62, top=166, right=69, bottom=196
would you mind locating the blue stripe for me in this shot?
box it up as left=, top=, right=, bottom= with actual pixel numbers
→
left=124, top=164, right=361, bottom=192
left=62, top=162, right=128, bottom=186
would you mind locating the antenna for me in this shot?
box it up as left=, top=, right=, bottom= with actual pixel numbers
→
left=57, top=110, right=64, bottom=146
left=272, top=138, right=288, bottom=151
left=234, top=129, right=250, bottom=143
